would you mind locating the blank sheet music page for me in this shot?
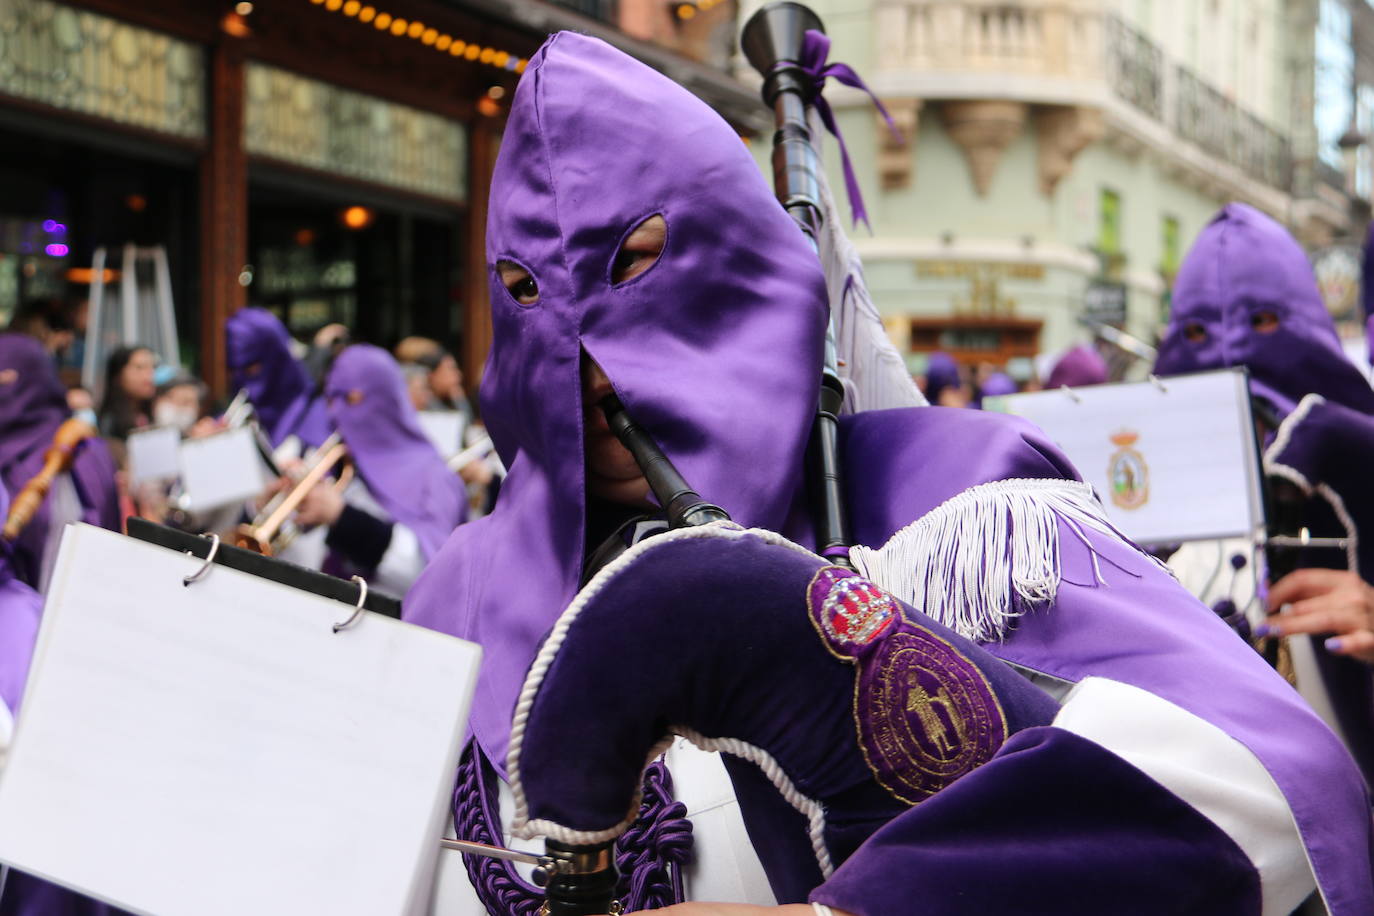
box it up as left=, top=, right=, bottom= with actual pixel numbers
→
left=0, top=524, right=481, bottom=916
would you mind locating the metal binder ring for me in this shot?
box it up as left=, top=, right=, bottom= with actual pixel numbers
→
left=1148, top=374, right=1168, bottom=393
left=332, top=575, right=368, bottom=633
left=182, top=533, right=220, bottom=586
left=1059, top=384, right=1081, bottom=404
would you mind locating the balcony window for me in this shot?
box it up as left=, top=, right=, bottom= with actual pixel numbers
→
left=1099, top=189, right=1122, bottom=257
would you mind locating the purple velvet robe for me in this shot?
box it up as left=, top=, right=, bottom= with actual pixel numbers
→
left=0, top=334, right=119, bottom=590
left=224, top=308, right=332, bottom=450
left=324, top=345, right=466, bottom=561
left=406, top=34, right=1373, bottom=915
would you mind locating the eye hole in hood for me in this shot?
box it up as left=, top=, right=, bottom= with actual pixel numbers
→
left=497, top=260, right=540, bottom=306
left=610, top=214, right=666, bottom=286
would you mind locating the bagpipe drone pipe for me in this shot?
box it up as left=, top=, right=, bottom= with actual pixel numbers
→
left=510, top=524, right=1061, bottom=913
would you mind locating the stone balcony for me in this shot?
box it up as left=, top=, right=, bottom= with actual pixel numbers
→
left=859, top=0, right=1291, bottom=211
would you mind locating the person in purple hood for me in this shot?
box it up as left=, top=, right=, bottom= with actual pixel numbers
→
left=1043, top=343, right=1108, bottom=390
left=406, top=33, right=1372, bottom=916
left=224, top=308, right=332, bottom=454
left=276, top=344, right=465, bottom=596
left=1155, top=201, right=1374, bottom=789
left=0, top=333, right=119, bottom=592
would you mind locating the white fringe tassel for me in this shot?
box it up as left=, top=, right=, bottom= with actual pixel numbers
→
left=849, top=478, right=1122, bottom=643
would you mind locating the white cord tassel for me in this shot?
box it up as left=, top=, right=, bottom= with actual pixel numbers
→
left=850, top=479, right=1125, bottom=643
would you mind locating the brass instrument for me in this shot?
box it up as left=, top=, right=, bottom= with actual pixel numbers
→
left=235, top=433, right=352, bottom=556
left=4, top=418, right=98, bottom=541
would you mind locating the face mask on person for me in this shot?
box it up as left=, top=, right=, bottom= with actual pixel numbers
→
left=153, top=402, right=197, bottom=433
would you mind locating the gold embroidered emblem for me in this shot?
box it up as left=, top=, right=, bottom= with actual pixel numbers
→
left=1108, top=429, right=1149, bottom=510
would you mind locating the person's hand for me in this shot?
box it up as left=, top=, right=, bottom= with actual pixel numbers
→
left=1261, top=568, right=1374, bottom=663
left=458, top=457, right=494, bottom=487
left=294, top=479, right=346, bottom=529
left=188, top=416, right=223, bottom=439
left=623, top=906, right=852, bottom=916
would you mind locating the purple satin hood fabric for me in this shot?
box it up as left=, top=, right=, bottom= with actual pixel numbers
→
left=325, top=345, right=466, bottom=560
left=1155, top=203, right=1374, bottom=416
left=0, top=333, right=68, bottom=472
left=404, top=31, right=827, bottom=769
left=0, top=334, right=119, bottom=587
left=1044, top=345, right=1107, bottom=389
left=225, top=308, right=332, bottom=448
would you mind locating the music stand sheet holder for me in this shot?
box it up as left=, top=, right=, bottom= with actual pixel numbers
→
left=0, top=522, right=479, bottom=916
left=986, top=368, right=1264, bottom=546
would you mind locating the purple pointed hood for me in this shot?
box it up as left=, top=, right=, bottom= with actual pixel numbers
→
left=325, top=345, right=466, bottom=561
left=923, top=352, right=961, bottom=403
left=0, top=334, right=119, bottom=587
left=225, top=308, right=332, bottom=448
left=0, top=333, right=68, bottom=475
left=1045, top=345, right=1107, bottom=390
left=1155, top=203, right=1374, bottom=416
left=405, top=31, right=827, bottom=770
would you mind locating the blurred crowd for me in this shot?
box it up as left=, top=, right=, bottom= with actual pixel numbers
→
left=1, top=301, right=501, bottom=596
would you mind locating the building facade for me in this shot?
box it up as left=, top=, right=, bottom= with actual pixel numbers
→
left=769, top=0, right=1369, bottom=381
left=0, top=0, right=760, bottom=394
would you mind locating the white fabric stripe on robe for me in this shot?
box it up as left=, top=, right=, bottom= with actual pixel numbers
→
left=1053, top=676, right=1318, bottom=916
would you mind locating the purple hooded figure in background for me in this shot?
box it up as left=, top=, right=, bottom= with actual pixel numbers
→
left=406, top=33, right=1372, bottom=916
left=921, top=351, right=967, bottom=406
left=1044, top=344, right=1108, bottom=390
left=1157, top=201, right=1374, bottom=789
left=323, top=344, right=466, bottom=564
left=224, top=308, right=332, bottom=450
left=0, top=333, right=119, bottom=592
left=974, top=370, right=1017, bottom=407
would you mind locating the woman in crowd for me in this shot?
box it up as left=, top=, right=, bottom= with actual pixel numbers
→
left=96, top=345, right=156, bottom=440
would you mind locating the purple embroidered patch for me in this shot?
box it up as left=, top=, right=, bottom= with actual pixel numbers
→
left=807, top=567, right=1009, bottom=804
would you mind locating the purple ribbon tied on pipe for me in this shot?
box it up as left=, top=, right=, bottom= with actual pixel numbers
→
left=798, top=29, right=902, bottom=230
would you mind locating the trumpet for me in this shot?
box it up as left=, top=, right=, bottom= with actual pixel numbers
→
left=235, top=433, right=353, bottom=556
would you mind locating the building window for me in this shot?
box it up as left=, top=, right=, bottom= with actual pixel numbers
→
left=0, top=0, right=205, bottom=139
left=1099, top=188, right=1122, bottom=255
left=1162, top=215, right=1181, bottom=275
left=1315, top=0, right=1354, bottom=172
left=244, top=63, right=467, bottom=203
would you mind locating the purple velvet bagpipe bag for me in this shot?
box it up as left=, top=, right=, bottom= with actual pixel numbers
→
left=505, top=525, right=1060, bottom=905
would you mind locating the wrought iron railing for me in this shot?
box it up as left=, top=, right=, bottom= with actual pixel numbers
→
left=1104, top=15, right=1162, bottom=121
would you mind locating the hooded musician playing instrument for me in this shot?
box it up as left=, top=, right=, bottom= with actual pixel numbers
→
left=405, top=31, right=1373, bottom=916
left=0, top=333, right=119, bottom=593
left=274, top=344, right=467, bottom=597
left=224, top=308, right=333, bottom=454
left=1155, top=201, right=1374, bottom=789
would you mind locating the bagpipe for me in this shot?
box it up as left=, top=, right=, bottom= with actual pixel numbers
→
left=3, top=417, right=98, bottom=542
